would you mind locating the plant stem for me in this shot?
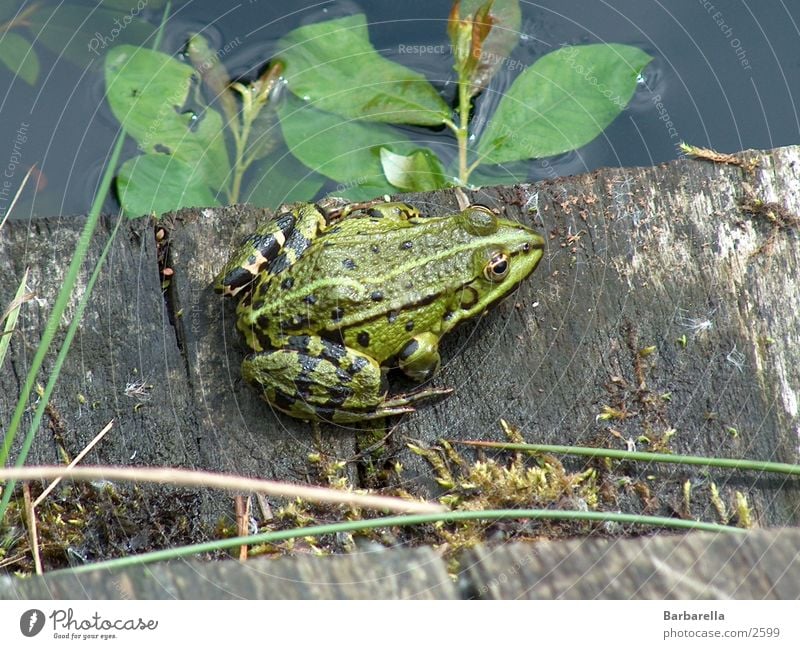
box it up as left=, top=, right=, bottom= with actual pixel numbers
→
left=457, top=79, right=470, bottom=184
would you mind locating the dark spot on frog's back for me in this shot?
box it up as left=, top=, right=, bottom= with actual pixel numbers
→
left=400, top=240, right=413, bottom=251
left=357, top=331, right=370, bottom=348
left=405, top=320, right=415, bottom=332
left=342, top=258, right=357, bottom=270
left=303, top=294, right=317, bottom=305
left=281, top=276, right=294, bottom=290
left=331, top=307, right=345, bottom=322
left=371, top=244, right=380, bottom=254
left=370, top=291, right=384, bottom=302
left=387, top=310, right=398, bottom=324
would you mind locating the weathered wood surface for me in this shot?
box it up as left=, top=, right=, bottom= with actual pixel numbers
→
left=461, top=528, right=800, bottom=599
left=2, top=529, right=798, bottom=599
left=1, top=145, right=799, bottom=569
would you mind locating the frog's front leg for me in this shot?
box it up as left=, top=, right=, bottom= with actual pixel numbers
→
left=397, top=332, right=441, bottom=382
left=241, top=336, right=451, bottom=423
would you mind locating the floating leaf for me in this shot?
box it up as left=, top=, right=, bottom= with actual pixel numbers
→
left=0, top=32, right=39, bottom=85
left=243, top=152, right=326, bottom=209
left=105, top=45, right=230, bottom=190
left=477, top=43, right=652, bottom=164
left=117, top=153, right=220, bottom=218
left=380, top=147, right=448, bottom=192
left=278, top=96, right=415, bottom=192
left=278, top=13, right=449, bottom=126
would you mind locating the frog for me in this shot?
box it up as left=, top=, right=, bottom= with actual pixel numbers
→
left=214, top=199, right=544, bottom=424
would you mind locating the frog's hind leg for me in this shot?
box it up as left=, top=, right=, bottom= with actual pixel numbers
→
left=241, top=337, right=451, bottom=424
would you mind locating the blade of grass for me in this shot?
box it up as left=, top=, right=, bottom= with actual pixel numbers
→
left=0, top=268, right=31, bottom=371
left=0, top=1, right=172, bottom=521
left=59, top=508, right=745, bottom=575
left=0, top=211, right=124, bottom=520
left=452, top=440, right=800, bottom=477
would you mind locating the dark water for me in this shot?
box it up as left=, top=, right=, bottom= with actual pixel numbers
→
left=0, top=0, right=797, bottom=219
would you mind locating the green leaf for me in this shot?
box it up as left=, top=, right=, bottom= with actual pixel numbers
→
left=243, top=153, right=326, bottom=209
left=477, top=43, right=652, bottom=165
left=278, top=96, right=414, bottom=192
left=380, top=147, right=448, bottom=192
left=0, top=32, right=39, bottom=85
left=278, top=13, right=449, bottom=126
left=458, top=0, right=521, bottom=95
left=105, top=45, right=231, bottom=191
left=117, top=153, right=220, bottom=218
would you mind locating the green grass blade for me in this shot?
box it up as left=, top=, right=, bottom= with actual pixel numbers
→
left=0, top=215, right=124, bottom=519
left=1, top=1, right=172, bottom=520
left=63, top=508, right=744, bottom=575
left=0, top=269, right=30, bottom=371
left=455, top=440, right=800, bottom=476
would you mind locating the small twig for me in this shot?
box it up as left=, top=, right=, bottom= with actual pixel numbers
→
left=33, top=420, right=114, bottom=507
left=0, top=465, right=445, bottom=514
left=22, top=483, right=42, bottom=575
left=235, top=495, right=251, bottom=561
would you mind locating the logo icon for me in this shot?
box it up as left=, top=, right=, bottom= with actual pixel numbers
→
left=20, top=609, right=45, bottom=637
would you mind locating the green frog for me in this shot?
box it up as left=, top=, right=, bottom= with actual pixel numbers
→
left=214, top=200, right=544, bottom=423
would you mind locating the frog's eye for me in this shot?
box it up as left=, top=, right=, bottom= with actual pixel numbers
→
left=484, top=252, right=510, bottom=282
left=460, top=205, right=498, bottom=235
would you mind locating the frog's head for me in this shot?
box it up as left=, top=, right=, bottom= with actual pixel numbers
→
left=447, top=205, right=545, bottom=323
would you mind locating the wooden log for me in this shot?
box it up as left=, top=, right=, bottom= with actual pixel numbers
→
left=2, top=529, right=798, bottom=599
left=0, top=546, right=456, bottom=599
left=1, top=146, right=798, bottom=569
left=460, top=528, right=800, bottom=599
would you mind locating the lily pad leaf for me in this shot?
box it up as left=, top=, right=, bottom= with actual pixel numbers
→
left=380, top=147, right=448, bottom=192
left=117, top=153, right=220, bottom=218
left=278, top=95, right=415, bottom=191
left=105, top=45, right=230, bottom=190
left=477, top=43, right=652, bottom=165
left=278, top=13, right=449, bottom=126
left=0, top=32, right=39, bottom=85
